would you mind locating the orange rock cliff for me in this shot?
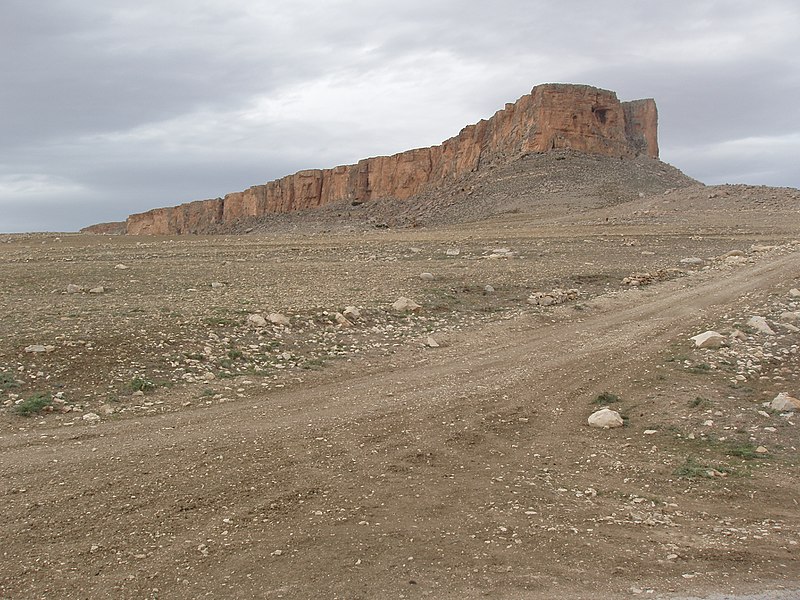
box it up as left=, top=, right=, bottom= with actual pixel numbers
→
left=122, top=84, right=658, bottom=235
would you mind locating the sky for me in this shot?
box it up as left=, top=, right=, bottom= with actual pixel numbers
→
left=1, top=0, right=799, bottom=233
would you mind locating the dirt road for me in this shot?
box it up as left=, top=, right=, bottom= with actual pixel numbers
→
left=2, top=246, right=799, bottom=599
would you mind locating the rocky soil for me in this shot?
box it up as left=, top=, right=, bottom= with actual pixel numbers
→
left=2, top=168, right=800, bottom=599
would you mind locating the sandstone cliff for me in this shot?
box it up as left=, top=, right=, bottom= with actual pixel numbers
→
left=123, top=84, right=658, bottom=235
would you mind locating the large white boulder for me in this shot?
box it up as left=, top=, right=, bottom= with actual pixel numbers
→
left=588, top=408, right=624, bottom=429
left=690, top=331, right=725, bottom=349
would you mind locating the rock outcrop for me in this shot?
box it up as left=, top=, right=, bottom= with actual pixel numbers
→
left=121, top=84, right=658, bottom=235
left=80, top=221, right=127, bottom=235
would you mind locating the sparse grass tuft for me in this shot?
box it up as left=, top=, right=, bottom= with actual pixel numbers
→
left=301, top=357, right=326, bottom=370
left=726, top=443, right=765, bottom=460
left=129, top=376, right=156, bottom=393
left=591, top=391, right=620, bottom=405
left=689, top=396, right=710, bottom=408
left=1, top=371, right=20, bottom=391
left=227, top=349, right=244, bottom=360
left=13, top=393, right=53, bottom=416
left=674, top=456, right=730, bottom=479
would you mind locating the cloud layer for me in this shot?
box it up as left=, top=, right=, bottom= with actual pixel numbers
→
left=2, top=0, right=798, bottom=232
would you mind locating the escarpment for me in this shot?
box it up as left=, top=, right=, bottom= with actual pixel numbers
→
left=120, top=84, right=659, bottom=235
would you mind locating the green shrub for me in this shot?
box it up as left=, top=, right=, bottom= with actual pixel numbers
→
left=13, top=394, right=53, bottom=416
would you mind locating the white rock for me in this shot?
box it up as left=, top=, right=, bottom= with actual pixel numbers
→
left=780, top=323, right=800, bottom=333
left=425, top=336, right=440, bottom=348
left=780, top=311, right=800, bottom=323
left=445, top=248, right=460, bottom=256
left=392, top=297, right=421, bottom=312
left=114, top=264, right=129, bottom=270
left=724, top=250, right=745, bottom=257
left=747, top=316, right=775, bottom=335
left=588, top=408, right=624, bottom=429
left=246, top=314, right=267, bottom=327
left=211, top=282, right=225, bottom=289
left=24, top=344, right=54, bottom=353
left=66, top=284, right=84, bottom=293
left=88, top=286, right=105, bottom=294
left=334, top=312, right=353, bottom=327
left=419, top=272, right=435, bottom=281
left=690, top=331, right=725, bottom=349
left=82, top=412, right=100, bottom=423
left=789, top=288, right=800, bottom=298
left=538, top=295, right=555, bottom=306
left=343, top=306, right=361, bottom=320
left=724, top=255, right=748, bottom=266
left=770, top=392, right=800, bottom=412
left=484, top=285, right=495, bottom=293
left=268, top=313, right=291, bottom=326
left=680, top=257, right=705, bottom=266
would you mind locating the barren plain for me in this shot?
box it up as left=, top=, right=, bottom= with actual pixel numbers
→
left=2, top=154, right=800, bottom=599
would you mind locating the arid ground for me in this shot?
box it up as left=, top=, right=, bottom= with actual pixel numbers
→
left=2, top=158, right=800, bottom=598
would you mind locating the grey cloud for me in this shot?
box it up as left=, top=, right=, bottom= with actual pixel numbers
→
left=1, top=0, right=799, bottom=232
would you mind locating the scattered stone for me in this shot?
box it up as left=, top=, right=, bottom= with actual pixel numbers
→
left=268, top=313, right=291, bottom=326
left=88, top=286, right=105, bottom=294
left=779, top=311, right=800, bottom=323
left=751, top=244, right=775, bottom=252
left=724, top=250, right=745, bottom=258
left=66, top=284, right=84, bottom=294
left=114, top=264, right=129, bottom=270
left=789, top=288, right=800, bottom=298
left=690, top=331, right=725, bottom=349
left=246, top=314, right=267, bottom=327
left=487, top=248, right=514, bottom=259
left=445, top=248, right=460, bottom=256
left=419, top=272, right=435, bottom=281
left=211, top=282, right=225, bottom=289
left=680, top=257, right=705, bottom=266
left=342, top=306, right=361, bottom=321
left=769, top=393, right=800, bottom=412
left=724, top=255, right=748, bottom=266
left=622, top=268, right=684, bottom=287
left=82, top=412, right=101, bottom=423
left=392, top=297, right=421, bottom=313
left=484, top=285, right=495, bottom=294
left=588, top=408, right=624, bottom=429
left=747, top=316, right=775, bottom=335
left=528, top=288, right=578, bottom=306
left=425, top=336, right=440, bottom=348
left=334, top=312, right=353, bottom=327
left=24, top=344, right=54, bottom=353
left=755, top=446, right=769, bottom=454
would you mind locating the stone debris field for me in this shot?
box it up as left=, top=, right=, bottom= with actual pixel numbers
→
left=2, top=175, right=800, bottom=599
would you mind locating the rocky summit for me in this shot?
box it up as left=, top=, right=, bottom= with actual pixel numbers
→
left=82, top=83, right=658, bottom=235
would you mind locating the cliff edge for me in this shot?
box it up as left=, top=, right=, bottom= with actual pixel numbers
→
left=115, top=83, right=659, bottom=235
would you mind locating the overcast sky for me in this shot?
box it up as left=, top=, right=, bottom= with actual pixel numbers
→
left=2, top=0, right=798, bottom=233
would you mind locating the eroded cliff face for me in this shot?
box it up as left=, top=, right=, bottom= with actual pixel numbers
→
left=125, top=84, right=658, bottom=235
